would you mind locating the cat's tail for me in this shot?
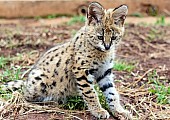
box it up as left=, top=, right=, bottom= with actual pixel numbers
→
left=1, top=67, right=32, bottom=91
left=1, top=80, right=25, bottom=91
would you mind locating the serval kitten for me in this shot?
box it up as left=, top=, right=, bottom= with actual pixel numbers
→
left=3, top=2, right=132, bottom=119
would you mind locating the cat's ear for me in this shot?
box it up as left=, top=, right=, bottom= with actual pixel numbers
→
left=112, top=5, right=128, bottom=26
left=87, top=2, right=104, bottom=25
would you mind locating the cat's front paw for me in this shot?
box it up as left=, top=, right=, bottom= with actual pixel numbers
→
left=122, top=110, right=133, bottom=120
left=91, top=108, right=110, bottom=119
left=115, top=110, right=133, bottom=120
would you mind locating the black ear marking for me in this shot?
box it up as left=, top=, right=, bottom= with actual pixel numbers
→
left=87, top=2, right=104, bottom=25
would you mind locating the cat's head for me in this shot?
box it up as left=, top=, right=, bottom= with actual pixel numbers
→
left=85, top=2, right=128, bottom=51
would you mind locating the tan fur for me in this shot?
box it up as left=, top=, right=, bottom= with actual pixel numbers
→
left=3, top=2, right=132, bottom=119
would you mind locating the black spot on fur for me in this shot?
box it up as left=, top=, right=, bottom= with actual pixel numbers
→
left=78, top=87, right=83, bottom=91
left=53, top=48, right=58, bottom=52
left=12, top=87, right=18, bottom=91
left=77, top=75, right=93, bottom=84
left=85, top=69, right=97, bottom=76
left=93, top=61, right=98, bottom=65
left=85, top=90, right=91, bottom=94
left=82, top=93, right=94, bottom=99
left=52, top=81, right=56, bottom=86
left=110, top=58, right=113, bottom=63
left=55, top=53, right=58, bottom=57
left=73, top=67, right=76, bottom=70
left=65, top=59, right=70, bottom=64
left=40, top=82, right=47, bottom=93
left=85, top=70, right=89, bottom=76
left=73, top=44, right=76, bottom=48
left=64, top=68, right=68, bottom=74
left=77, top=82, right=90, bottom=87
left=77, top=75, right=87, bottom=81
left=60, top=91, right=64, bottom=95
left=97, top=68, right=112, bottom=82
left=46, top=62, right=49, bottom=65
left=100, top=83, right=113, bottom=92
left=76, top=36, right=79, bottom=41
left=77, top=67, right=81, bottom=70
left=109, top=92, right=114, bottom=95
left=56, top=58, right=61, bottom=67
left=52, top=74, right=55, bottom=78
left=87, top=55, right=92, bottom=58
left=54, top=69, right=58, bottom=75
left=40, top=74, right=49, bottom=79
left=107, top=98, right=113, bottom=102
left=50, top=56, right=54, bottom=61
left=60, top=76, right=64, bottom=82
left=32, top=81, right=35, bottom=84
left=35, top=76, right=42, bottom=81
left=89, top=36, right=93, bottom=38
left=81, top=60, right=85, bottom=65
left=75, top=72, right=79, bottom=74
left=89, top=100, right=95, bottom=102
left=61, top=51, right=64, bottom=55
left=89, top=69, right=98, bottom=75
left=47, top=69, right=50, bottom=73
left=110, top=105, right=114, bottom=107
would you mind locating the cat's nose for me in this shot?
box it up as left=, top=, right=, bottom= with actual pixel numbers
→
left=104, top=44, right=110, bottom=50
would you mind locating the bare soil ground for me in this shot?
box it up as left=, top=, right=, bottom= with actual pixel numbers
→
left=0, top=17, right=170, bottom=27
left=0, top=18, right=170, bottom=120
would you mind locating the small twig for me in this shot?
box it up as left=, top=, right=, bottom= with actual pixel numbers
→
left=126, top=68, right=154, bottom=88
left=144, top=40, right=167, bottom=51
left=21, top=66, right=33, bottom=79
left=69, top=114, right=83, bottom=120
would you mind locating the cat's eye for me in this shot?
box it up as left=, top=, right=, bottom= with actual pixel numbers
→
left=111, top=36, right=117, bottom=40
left=114, top=21, right=118, bottom=25
left=97, top=36, right=104, bottom=40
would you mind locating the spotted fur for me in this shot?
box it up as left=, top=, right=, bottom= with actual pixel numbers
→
left=2, top=2, right=132, bottom=119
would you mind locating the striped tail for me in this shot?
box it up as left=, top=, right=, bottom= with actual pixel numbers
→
left=1, top=80, right=24, bottom=91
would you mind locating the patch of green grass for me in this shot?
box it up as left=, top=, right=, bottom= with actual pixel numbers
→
left=155, top=16, right=165, bottom=26
left=95, top=86, right=109, bottom=110
left=61, top=85, right=109, bottom=111
left=148, top=70, right=170, bottom=104
left=0, top=56, right=10, bottom=68
left=147, top=28, right=158, bottom=41
left=34, top=14, right=70, bottom=20
left=146, top=27, right=164, bottom=42
left=62, top=96, right=86, bottom=110
left=67, top=15, right=85, bottom=25
left=0, top=66, right=22, bottom=83
left=0, top=63, right=23, bottom=100
left=113, top=61, right=135, bottom=72
left=131, top=12, right=143, bottom=17
left=0, top=87, right=13, bottom=100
